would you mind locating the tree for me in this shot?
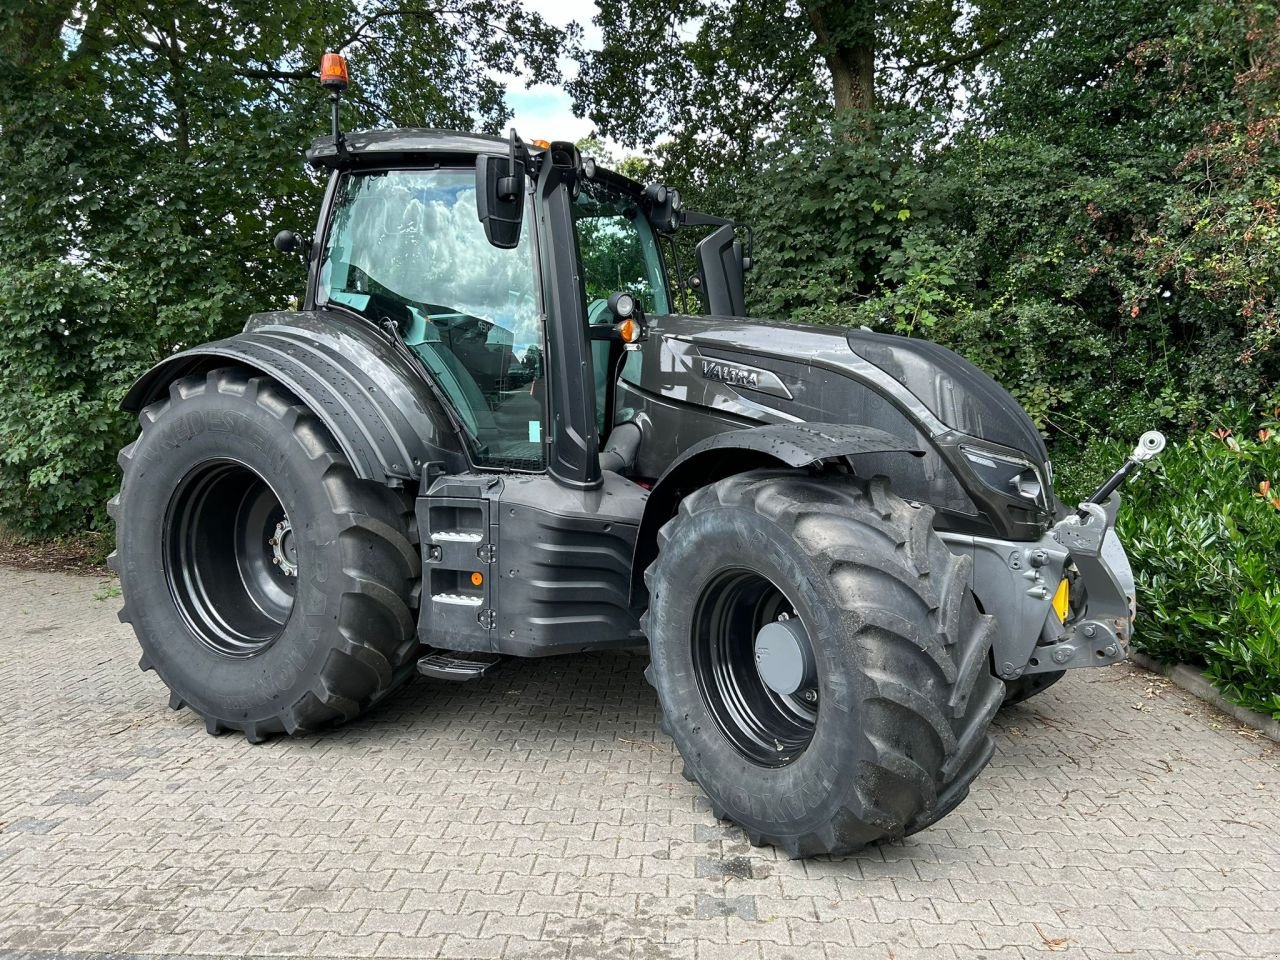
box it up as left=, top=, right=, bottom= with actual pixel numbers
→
left=569, top=0, right=1048, bottom=199
left=0, top=0, right=574, bottom=536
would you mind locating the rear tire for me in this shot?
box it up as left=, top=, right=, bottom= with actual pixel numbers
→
left=643, top=470, right=1004, bottom=857
left=109, top=368, right=421, bottom=742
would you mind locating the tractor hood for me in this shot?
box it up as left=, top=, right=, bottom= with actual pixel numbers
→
left=842, top=328, right=1048, bottom=461
left=633, top=316, right=1045, bottom=457
left=618, top=314, right=1053, bottom=539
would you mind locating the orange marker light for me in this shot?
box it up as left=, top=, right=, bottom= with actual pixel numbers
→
left=617, top=319, right=641, bottom=343
left=531, top=139, right=552, bottom=149
left=470, top=571, right=484, bottom=587
left=319, top=52, right=349, bottom=90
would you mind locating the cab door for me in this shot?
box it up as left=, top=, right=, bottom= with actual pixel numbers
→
left=315, top=166, right=548, bottom=472
left=314, top=165, right=548, bottom=651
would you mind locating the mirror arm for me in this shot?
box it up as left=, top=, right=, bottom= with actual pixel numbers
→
left=497, top=127, right=529, bottom=201
left=329, top=91, right=349, bottom=162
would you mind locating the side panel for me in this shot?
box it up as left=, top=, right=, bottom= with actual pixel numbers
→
left=495, top=483, right=644, bottom=656
left=417, top=472, right=648, bottom=656
left=122, top=310, right=468, bottom=484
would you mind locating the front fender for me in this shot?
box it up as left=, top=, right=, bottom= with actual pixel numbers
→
left=123, top=310, right=467, bottom=484
left=630, top=422, right=923, bottom=603
left=664, top=422, right=924, bottom=472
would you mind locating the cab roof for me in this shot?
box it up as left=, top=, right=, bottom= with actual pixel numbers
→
left=307, top=128, right=510, bottom=169
left=305, top=127, right=645, bottom=203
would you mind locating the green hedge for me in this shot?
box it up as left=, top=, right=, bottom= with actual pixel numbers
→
left=1064, top=406, right=1280, bottom=719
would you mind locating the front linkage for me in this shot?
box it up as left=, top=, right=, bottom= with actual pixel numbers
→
left=941, top=431, right=1165, bottom=685
left=1042, top=430, right=1167, bottom=671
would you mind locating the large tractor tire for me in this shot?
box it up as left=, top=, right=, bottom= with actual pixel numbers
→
left=643, top=470, right=1004, bottom=857
left=109, top=368, right=421, bottom=743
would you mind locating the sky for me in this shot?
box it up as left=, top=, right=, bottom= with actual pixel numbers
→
left=501, top=0, right=604, bottom=146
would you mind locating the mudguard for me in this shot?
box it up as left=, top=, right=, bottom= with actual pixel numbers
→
left=665, top=422, right=923, bottom=470
left=122, top=310, right=467, bottom=485
left=629, top=422, right=923, bottom=600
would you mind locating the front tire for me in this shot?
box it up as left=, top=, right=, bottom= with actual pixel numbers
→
left=109, top=368, right=420, bottom=742
left=643, top=470, right=1004, bottom=857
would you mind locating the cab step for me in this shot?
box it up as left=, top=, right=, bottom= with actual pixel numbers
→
left=416, top=649, right=504, bottom=682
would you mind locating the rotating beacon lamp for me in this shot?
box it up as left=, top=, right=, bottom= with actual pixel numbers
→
left=319, top=52, right=350, bottom=159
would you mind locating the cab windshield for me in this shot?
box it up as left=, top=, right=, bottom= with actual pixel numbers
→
left=318, top=169, right=545, bottom=470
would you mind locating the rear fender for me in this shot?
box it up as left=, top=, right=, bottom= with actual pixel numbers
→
left=630, top=422, right=922, bottom=603
left=122, top=310, right=467, bottom=484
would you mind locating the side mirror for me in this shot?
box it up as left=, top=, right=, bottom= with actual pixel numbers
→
left=694, top=224, right=747, bottom=316
left=475, top=153, right=526, bottom=249
left=272, top=230, right=310, bottom=257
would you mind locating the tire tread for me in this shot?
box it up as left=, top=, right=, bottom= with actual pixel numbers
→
left=643, top=469, right=1003, bottom=857
left=112, top=367, right=420, bottom=743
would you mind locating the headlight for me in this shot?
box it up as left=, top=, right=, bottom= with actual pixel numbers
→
left=961, top=445, right=1047, bottom=506
left=1011, top=468, right=1042, bottom=501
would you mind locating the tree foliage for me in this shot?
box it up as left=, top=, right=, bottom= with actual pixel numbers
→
left=570, top=0, right=1051, bottom=209
left=582, top=0, right=1279, bottom=441
left=0, top=0, right=571, bottom=535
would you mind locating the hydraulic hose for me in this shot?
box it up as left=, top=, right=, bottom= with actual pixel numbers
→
left=598, top=421, right=642, bottom=475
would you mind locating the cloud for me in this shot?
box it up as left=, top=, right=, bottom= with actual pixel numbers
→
left=492, top=1, right=619, bottom=151
left=504, top=86, right=597, bottom=143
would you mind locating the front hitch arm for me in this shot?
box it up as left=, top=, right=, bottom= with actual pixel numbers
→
left=1029, top=431, right=1166, bottom=673
left=1078, top=430, right=1166, bottom=517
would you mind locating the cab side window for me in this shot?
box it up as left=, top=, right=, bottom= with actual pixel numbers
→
left=319, top=169, right=546, bottom=470
left=573, top=180, right=670, bottom=433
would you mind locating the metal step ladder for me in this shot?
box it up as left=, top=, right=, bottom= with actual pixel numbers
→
left=415, top=649, right=504, bottom=682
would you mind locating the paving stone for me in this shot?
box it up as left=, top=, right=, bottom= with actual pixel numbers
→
left=2, top=818, right=63, bottom=835
left=0, top=565, right=1276, bottom=960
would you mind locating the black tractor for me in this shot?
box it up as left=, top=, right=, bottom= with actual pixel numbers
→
left=110, top=56, right=1161, bottom=857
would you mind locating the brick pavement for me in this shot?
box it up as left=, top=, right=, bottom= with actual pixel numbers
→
left=0, top=566, right=1277, bottom=960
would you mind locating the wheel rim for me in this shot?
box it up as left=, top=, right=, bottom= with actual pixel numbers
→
left=164, top=459, right=296, bottom=657
left=692, top=569, right=818, bottom=767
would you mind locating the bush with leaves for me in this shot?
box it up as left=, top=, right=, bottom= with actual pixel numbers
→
left=1111, top=405, right=1280, bottom=719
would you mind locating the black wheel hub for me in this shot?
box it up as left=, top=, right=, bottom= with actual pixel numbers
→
left=165, top=459, right=296, bottom=657
left=692, top=569, right=818, bottom=767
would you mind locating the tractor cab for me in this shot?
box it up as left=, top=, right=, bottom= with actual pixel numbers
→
left=304, top=125, right=751, bottom=484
